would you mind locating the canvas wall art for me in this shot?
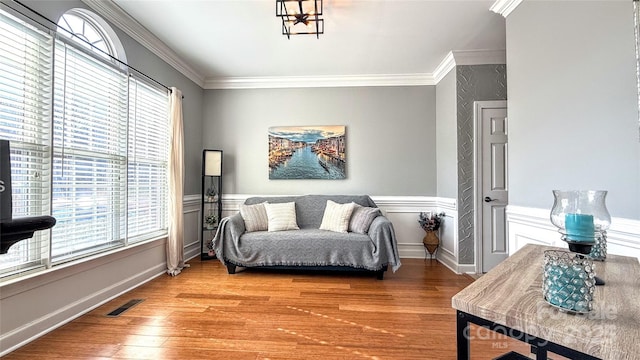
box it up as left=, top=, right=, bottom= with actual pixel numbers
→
left=269, top=126, right=346, bottom=180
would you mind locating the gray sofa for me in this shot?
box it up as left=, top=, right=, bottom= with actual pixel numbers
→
left=211, top=195, right=401, bottom=279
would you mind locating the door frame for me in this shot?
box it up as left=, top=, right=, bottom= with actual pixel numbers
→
left=473, top=100, right=508, bottom=274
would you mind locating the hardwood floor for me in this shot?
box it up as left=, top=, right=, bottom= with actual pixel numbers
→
left=3, top=258, right=532, bottom=359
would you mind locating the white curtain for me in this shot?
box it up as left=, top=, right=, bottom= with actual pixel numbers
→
left=166, top=87, right=188, bottom=276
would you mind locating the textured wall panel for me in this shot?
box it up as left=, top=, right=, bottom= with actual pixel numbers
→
left=456, top=65, right=507, bottom=264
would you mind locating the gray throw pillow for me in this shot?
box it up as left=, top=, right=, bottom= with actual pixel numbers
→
left=239, top=202, right=268, bottom=232
left=348, top=204, right=381, bottom=234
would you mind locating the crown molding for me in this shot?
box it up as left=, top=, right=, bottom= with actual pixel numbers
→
left=451, top=49, right=506, bottom=66
left=490, top=0, right=524, bottom=17
left=80, top=0, right=205, bottom=88
left=433, top=52, right=457, bottom=84
left=433, top=49, right=507, bottom=84
left=203, top=73, right=435, bottom=90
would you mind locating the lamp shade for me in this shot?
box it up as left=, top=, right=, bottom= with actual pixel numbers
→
left=203, top=150, right=222, bottom=176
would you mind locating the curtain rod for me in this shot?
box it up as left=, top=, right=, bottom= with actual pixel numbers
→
left=6, top=0, right=179, bottom=97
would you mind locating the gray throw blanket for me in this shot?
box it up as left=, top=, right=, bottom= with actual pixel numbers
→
left=211, top=195, right=401, bottom=273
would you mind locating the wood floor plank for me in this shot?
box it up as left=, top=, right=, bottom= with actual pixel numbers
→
left=3, top=258, right=542, bottom=359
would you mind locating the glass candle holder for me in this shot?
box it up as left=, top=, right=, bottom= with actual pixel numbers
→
left=550, top=190, right=611, bottom=257
left=543, top=250, right=596, bottom=313
left=590, top=232, right=607, bottom=261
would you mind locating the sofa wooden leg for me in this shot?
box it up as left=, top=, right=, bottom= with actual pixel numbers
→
left=226, top=263, right=236, bottom=274
left=376, top=270, right=385, bottom=280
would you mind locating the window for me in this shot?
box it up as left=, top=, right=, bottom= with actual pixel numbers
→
left=51, top=38, right=129, bottom=261
left=0, top=9, right=53, bottom=274
left=58, top=10, right=114, bottom=57
left=0, top=6, right=169, bottom=277
left=127, top=78, right=169, bottom=243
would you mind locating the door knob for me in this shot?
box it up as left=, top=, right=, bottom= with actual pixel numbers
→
left=484, top=196, right=496, bottom=203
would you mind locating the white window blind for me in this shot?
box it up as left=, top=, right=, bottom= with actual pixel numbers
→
left=127, top=77, right=169, bottom=243
left=51, top=38, right=128, bottom=263
left=0, top=9, right=53, bottom=274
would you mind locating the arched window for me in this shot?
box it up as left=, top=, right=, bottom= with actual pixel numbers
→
left=56, top=8, right=126, bottom=62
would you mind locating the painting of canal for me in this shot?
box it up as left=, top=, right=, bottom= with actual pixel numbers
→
left=269, top=126, right=346, bottom=180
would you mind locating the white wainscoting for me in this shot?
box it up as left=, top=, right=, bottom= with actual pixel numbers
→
left=506, top=205, right=640, bottom=260
left=183, top=194, right=203, bottom=259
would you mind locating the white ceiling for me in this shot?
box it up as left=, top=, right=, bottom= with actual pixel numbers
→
left=105, top=0, right=507, bottom=88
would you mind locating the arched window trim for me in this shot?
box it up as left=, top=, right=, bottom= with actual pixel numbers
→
left=56, top=8, right=127, bottom=64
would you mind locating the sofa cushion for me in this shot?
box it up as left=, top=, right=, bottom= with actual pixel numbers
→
left=319, top=200, right=356, bottom=233
left=239, top=202, right=268, bottom=232
left=349, top=204, right=381, bottom=234
left=264, top=202, right=300, bottom=231
left=237, top=228, right=377, bottom=268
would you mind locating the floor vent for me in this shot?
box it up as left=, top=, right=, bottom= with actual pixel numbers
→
left=106, top=299, right=144, bottom=317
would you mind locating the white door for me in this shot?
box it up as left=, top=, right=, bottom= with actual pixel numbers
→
left=475, top=101, right=508, bottom=273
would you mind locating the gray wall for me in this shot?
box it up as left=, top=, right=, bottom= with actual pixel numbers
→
left=18, top=0, right=204, bottom=195
left=507, top=1, right=640, bottom=219
left=203, top=86, right=437, bottom=196
left=436, top=70, right=458, bottom=199
left=456, top=65, right=507, bottom=264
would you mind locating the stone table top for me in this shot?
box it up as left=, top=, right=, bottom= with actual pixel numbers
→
left=452, top=244, right=640, bottom=359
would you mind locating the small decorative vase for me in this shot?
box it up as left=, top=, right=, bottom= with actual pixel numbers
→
left=423, top=230, right=440, bottom=257
left=543, top=250, right=596, bottom=313
left=589, top=232, right=607, bottom=261
left=206, top=223, right=214, bottom=230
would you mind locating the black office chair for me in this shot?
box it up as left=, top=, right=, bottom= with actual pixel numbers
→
left=0, top=139, right=56, bottom=254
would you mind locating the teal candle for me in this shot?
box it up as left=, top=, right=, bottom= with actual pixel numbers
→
left=565, top=213, right=595, bottom=242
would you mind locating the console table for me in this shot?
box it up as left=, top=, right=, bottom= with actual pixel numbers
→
left=452, top=244, right=640, bottom=359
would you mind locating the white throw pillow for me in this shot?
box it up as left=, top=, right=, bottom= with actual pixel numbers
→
left=264, top=202, right=300, bottom=232
left=319, top=200, right=356, bottom=233
left=239, top=202, right=268, bottom=232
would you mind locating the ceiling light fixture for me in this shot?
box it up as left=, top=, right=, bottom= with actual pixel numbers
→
left=276, top=0, right=323, bottom=39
